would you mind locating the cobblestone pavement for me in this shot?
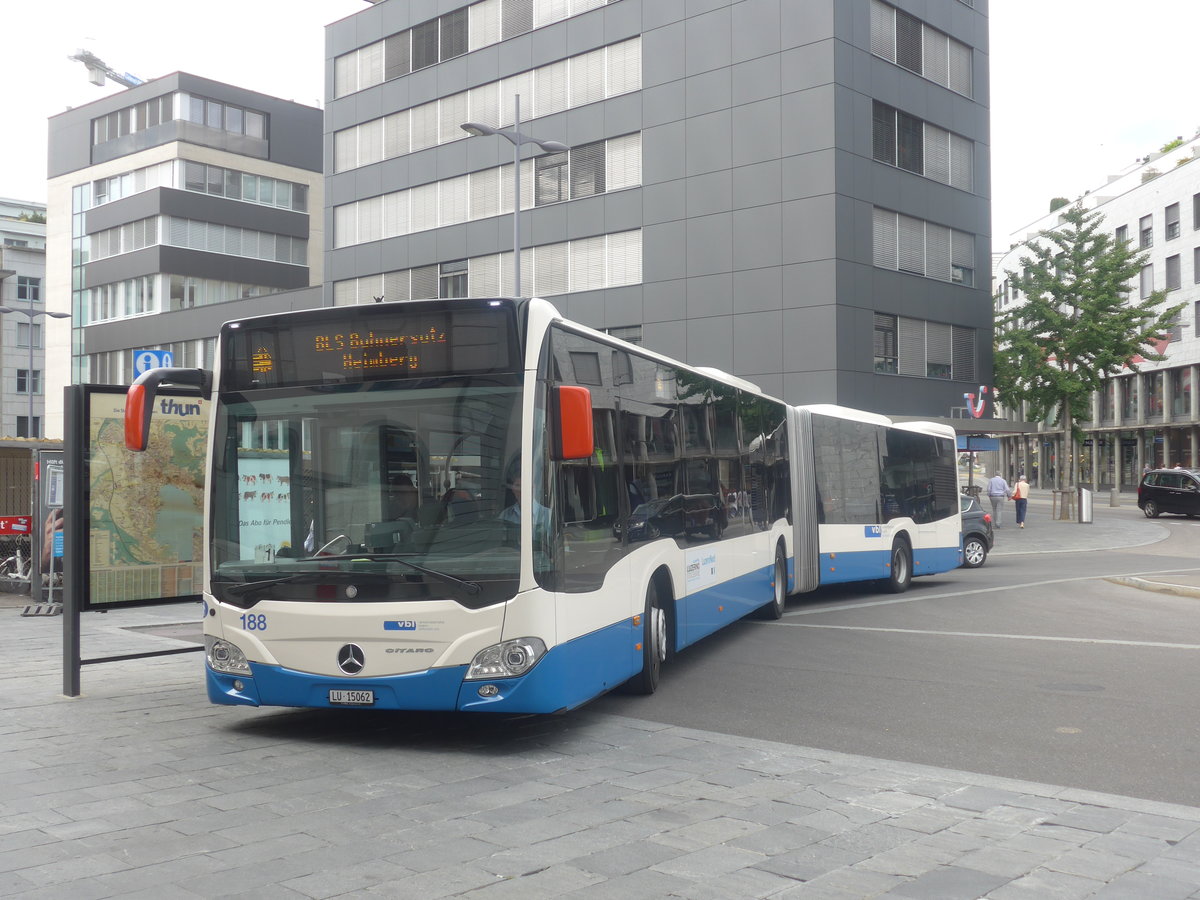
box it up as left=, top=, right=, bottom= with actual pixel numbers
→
left=4, top=499, right=1200, bottom=898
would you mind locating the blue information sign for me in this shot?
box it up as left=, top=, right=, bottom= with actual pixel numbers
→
left=133, top=349, right=174, bottom=378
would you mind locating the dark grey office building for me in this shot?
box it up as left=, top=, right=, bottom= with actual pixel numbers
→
left=324, top=0, right=991, bottom=417
left=46, top=73, right=325, bottom=420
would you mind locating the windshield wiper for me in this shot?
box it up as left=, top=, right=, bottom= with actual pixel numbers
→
left=222, top=572, right=333, bottom=597
left=307, top=554, right=482, bottom=596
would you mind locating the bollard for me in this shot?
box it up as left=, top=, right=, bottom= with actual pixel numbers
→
left=1109, top=489, right=1120, bottom=508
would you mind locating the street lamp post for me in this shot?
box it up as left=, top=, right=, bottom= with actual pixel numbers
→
left=462, top=95, right=568, bottom=297
left=0, top=305, right=71, bottom=439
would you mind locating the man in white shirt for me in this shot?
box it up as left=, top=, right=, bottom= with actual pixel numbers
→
left=985, top=472, right=1011, bottom=527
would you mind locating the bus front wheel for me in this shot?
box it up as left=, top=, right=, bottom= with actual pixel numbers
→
left=627, top=581, right=667, bottom=694
left=760, top=543, right=787, bottom=619
left=886, top=539, right=912, bottom=593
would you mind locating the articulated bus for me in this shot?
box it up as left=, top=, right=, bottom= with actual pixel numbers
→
left=125, top=297, right=961, bottom=714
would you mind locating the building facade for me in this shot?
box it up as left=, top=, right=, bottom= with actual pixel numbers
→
left=0, top=198, right=48, bottom=438
left=324, top=0, right=992, bottom=415
left=44, top=73, right=326, bottom=439
left=994, top=134, right=1200, bottom=488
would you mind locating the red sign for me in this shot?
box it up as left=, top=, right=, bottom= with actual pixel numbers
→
left=0, top=516, right=31, bottom=535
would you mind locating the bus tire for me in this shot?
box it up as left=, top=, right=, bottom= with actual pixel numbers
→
left=626, top=580, right=668, bottom=695
left=760, top=543, right=787, bottom=619
left=886, top=538, right=912, bottom=593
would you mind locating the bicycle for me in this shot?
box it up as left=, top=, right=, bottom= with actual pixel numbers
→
left=0, top=545, right=32, bottom=582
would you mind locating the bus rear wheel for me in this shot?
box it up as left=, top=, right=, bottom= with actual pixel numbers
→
left=627, top=581, right=667, bottom=694
left=886, top=539, right=912, bottom=593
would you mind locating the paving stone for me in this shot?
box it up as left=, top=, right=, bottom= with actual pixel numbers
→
left=1044, top=846, right=1140, bottom=881
left=561, top=867, right=693, bottom=899
left=986, top=868, right=1105, bottom=900
left=774, top=865, right=907, bottom=899
left=1046, top=804, right=1137, bottom=834
left=572, top=838, right=687, bottom=877
left=885, top=863, right=1010, bottom=898
left=954, top=844, right=1048, bottom=878
left=1088, top=870, right=1200, bottom=900
left=753, top=843, right=868, bottom=881
left=856, top=842, right=960, bottom=878
left=650, top=843, right=767, bottom=879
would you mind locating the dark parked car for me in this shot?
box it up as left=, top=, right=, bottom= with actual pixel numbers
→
left=613, top=493, right=727, bottom=542
left=1138, top=467, right=1200, bottom=518
left=959, top=493, right=994, bottom=568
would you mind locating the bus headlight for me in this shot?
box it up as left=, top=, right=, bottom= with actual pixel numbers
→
left=205, top=636, right=251, bottom=675
left=465, top=637, right=547, bottom=680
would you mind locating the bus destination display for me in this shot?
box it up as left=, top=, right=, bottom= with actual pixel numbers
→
left=225, top=304, right=516, bottom=389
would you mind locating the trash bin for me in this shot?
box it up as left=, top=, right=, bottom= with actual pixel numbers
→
left=1078, top=486, right=1093, bottom=524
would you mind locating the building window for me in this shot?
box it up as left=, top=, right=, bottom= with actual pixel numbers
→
left=876, top=314, right=974, bottom=381
left=1101, top=380, right=1115, bottom=420
left=16, top=369, right=40, bottom=394
left=16, top=276, right=40, bottom=302
left=15, top=322, right=41, bottom=349
left=604, top=325, right=642, bottom=346
left=1167, top=254, right=1181, bottom=291
left=1147, top=372, right=1164, bottom=416
left=1166, top=203, right=1180, bottom=240
left=535, top=151, right=569, bottom=205
left=870, top=103, right=973, bottom=188
left=1115, top=224, right=1128, bottom=244
left=16, top=417, right=40, bottom=439
left=872, top=208, right=975, bottom=286
left=1175, top=368, right=1193, bottom=416
left=1120, top=377, right=1137, bottom=418
left=570, top=141, right=606, bottom=199
left=438, top=259, right=468, bottom=298
left=441, top=8, right=468, bottom=60
left=1139, top=215, right=1153, bottom=249
left=1194, top=193, right=1200, bottom=230
left=1140, top=264, right=1154, bottom=298
left=411, top=19, right=439, bottom=70
left=874, top=314, right=898, bottom=373
left=871, top=0, right=972, bottom=97
left=896, top=111, right=924, bottom=174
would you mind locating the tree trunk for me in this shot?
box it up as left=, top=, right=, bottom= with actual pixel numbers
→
left=1061, top=399, right=1077, bottom=490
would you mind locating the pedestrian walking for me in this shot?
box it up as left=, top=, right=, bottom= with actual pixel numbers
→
left=986, top=471, right=1011, bottom=527
left=1012, top=475, right=1030, bottom=528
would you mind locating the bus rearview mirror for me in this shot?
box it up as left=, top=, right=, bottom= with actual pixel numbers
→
left=554, top=385, right=594, bottom=460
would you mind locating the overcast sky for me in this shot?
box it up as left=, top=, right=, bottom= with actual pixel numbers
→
left=3, top=0, right=1199, bottom=247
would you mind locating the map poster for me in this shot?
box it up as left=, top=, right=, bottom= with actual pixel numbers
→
left=85, top=386, right=206, bottom=609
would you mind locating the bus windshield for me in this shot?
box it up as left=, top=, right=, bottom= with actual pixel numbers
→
left=209, top=376, right=524, bottom=607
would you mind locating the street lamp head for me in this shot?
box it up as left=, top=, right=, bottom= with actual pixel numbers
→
left=461, top=122, right=497, bottom=137
left=535, top=140, right=569, bottom=153
left=0, top=307, right=70, bottom=319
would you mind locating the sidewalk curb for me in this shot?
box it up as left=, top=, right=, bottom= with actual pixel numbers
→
left=1104, top=575, right=1200, bottom=600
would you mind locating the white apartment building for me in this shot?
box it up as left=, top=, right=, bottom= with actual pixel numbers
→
left=0, top=198, right=49, bottom=439
left=993, top=136, right=1200, bottom=488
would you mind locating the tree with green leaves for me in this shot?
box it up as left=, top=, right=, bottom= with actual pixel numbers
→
left=994, top=204, right=1183, bottom=489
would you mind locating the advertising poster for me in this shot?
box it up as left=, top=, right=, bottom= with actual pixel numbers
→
left=36, top=449, right=64, bottom=602
left=86, top=388, right=206, bottom=607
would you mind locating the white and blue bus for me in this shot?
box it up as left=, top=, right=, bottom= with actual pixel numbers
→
left=125, top=297, right=960, bottom=713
